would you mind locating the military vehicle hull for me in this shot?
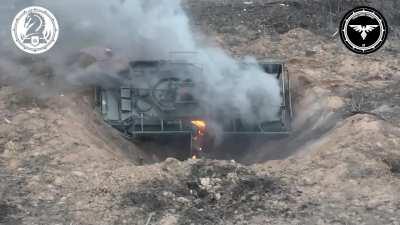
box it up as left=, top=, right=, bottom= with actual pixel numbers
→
left=94, top=59, right=292, bottom=159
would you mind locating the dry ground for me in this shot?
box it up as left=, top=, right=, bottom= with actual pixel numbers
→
left=1, top=1, right=400, bottom=225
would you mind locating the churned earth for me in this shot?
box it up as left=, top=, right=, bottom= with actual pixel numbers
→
left=1, top=0, right=400, bottom=225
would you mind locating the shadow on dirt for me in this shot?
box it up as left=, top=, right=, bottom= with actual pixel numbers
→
left=0, top=202, right=19, bottom=224
left=383, top=157, right=400, bottom=176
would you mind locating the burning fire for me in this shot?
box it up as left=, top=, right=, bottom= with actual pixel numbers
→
left=191, top=120, right=207, bottom=135
left=191, top=120, right=207, bottom=159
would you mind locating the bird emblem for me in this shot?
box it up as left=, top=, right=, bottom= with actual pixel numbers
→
left=349, top=25, right=379, bottom=40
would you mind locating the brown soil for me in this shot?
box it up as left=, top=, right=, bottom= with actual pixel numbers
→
left=1, top=1, right=400, bottom=225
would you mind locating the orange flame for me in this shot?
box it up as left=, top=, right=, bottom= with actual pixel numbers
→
left=191, top=120, right=207, bottom=159
left=191, top=120, right=207, bottom=136
left=191, top=120, right=206, bottom=130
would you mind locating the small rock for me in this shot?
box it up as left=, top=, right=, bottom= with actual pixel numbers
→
left=215, top=193, right=222, bottom=201
left=159, top=214, right=179, bottom=225
left=200, top=177, right=211, bottom=189
left=250, top=195, right=260, bottom=201
left=176, top=197, right=191, bottom=204
left=162, top=158, right=182, bottom=172
left=165, top=157, right=180, bottom=165
left=162, top=191, right=175, bottom=198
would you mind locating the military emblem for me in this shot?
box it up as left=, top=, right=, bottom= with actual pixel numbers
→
left=340, top=6, right=388, bottom=54
left=11, top=6, right=59, bottom=54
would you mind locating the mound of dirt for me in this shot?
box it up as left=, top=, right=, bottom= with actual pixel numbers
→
left=1, top=0, right=400, bottom=225
left=255, top=114, right=400, bottom=224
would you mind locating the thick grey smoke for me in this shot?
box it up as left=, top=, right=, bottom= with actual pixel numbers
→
left=0, top=0, right=282, bottom=123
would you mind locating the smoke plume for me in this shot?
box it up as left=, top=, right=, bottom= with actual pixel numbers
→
left=0, top=0, right=282, bottom=123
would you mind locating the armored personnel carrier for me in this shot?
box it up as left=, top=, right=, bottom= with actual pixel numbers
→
left=82, top=49, right=293, bottom=159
